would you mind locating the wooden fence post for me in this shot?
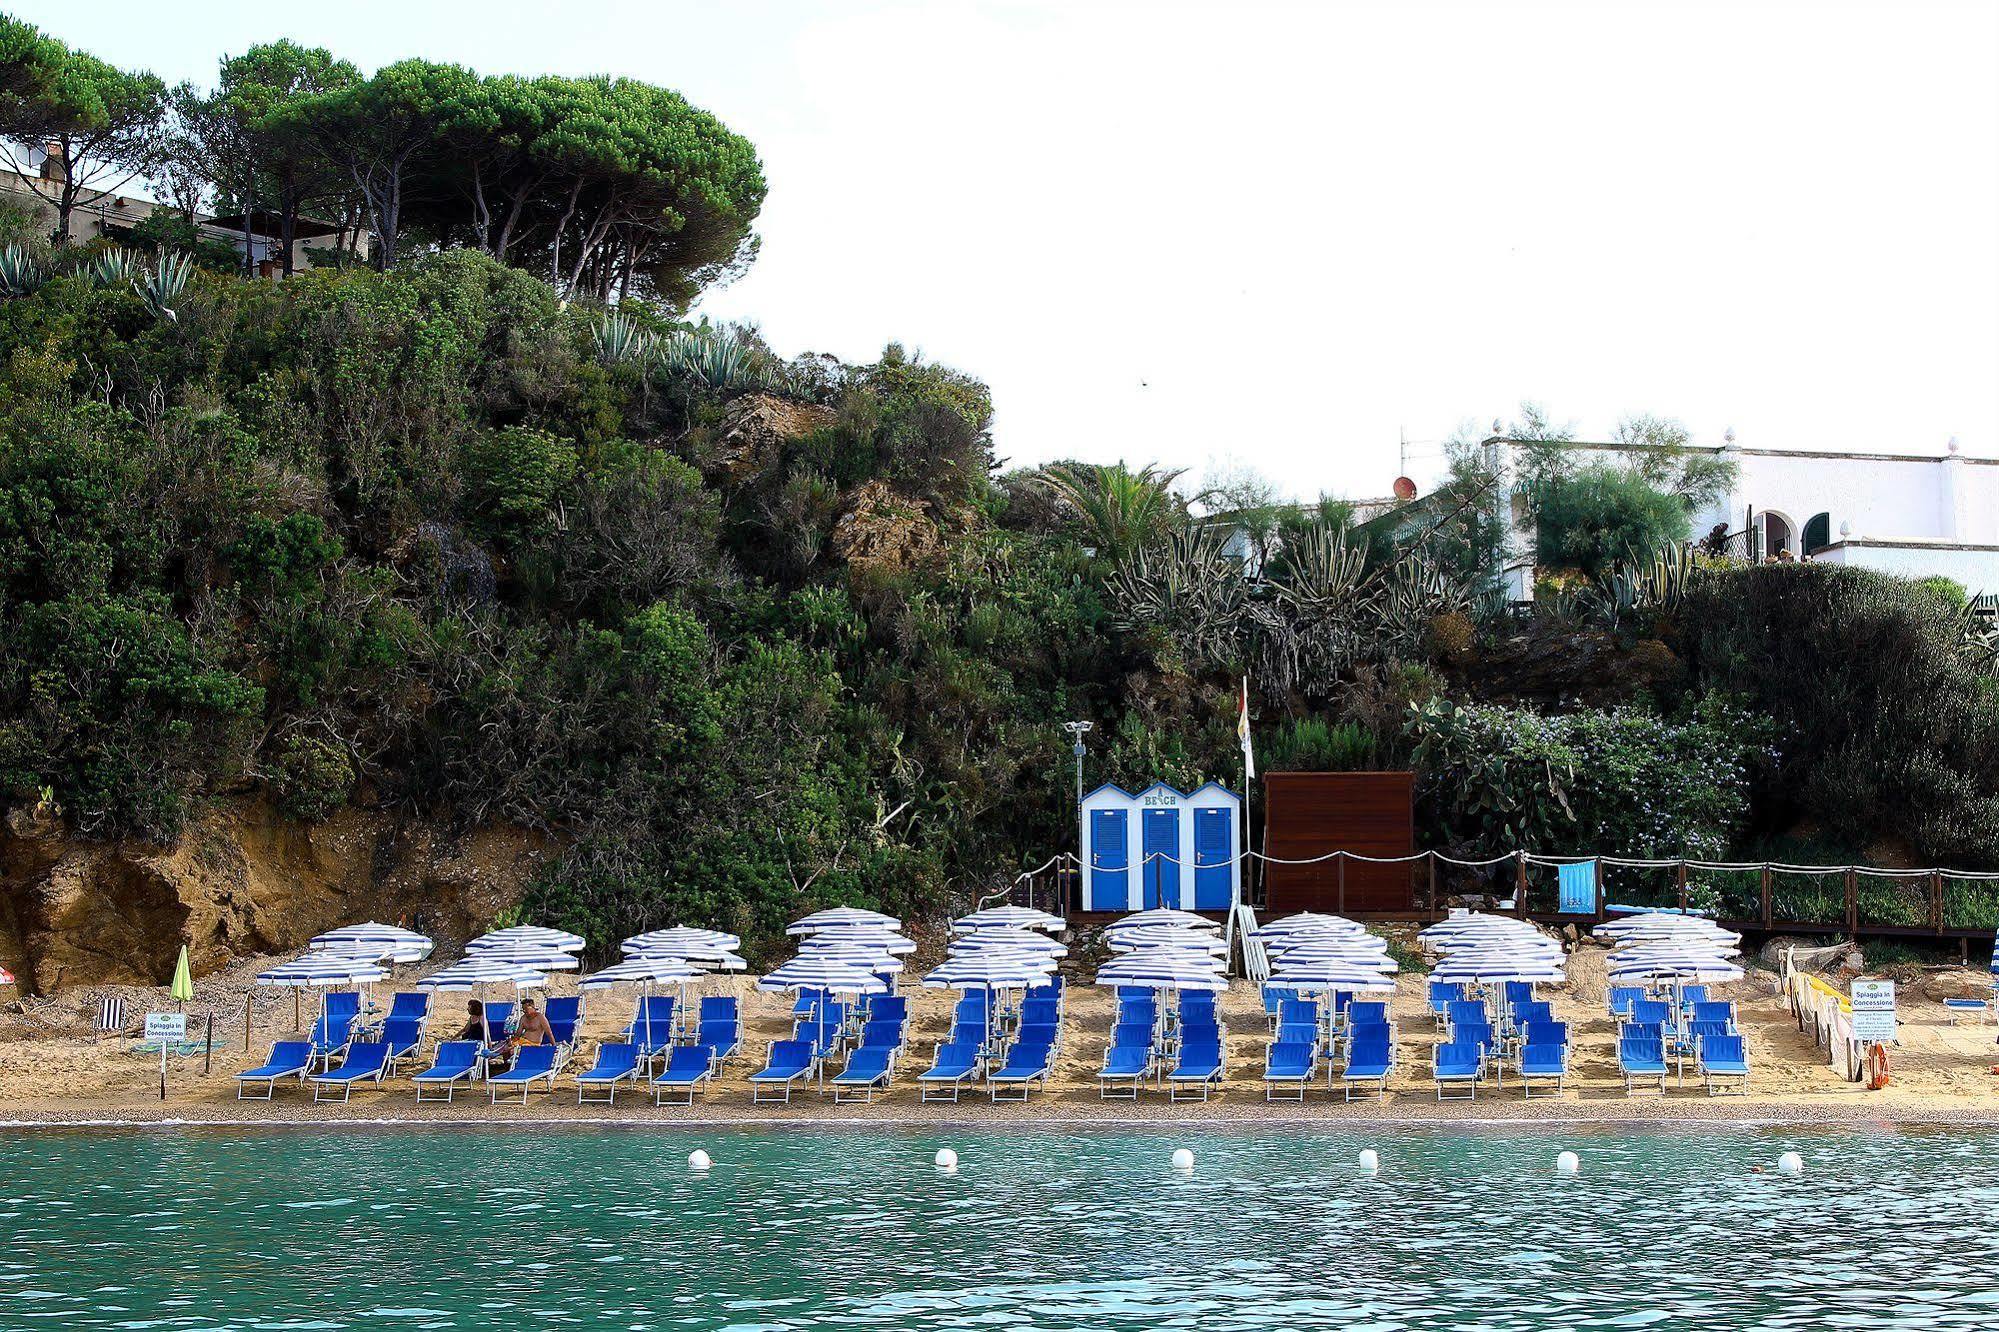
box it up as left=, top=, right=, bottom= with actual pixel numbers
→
left=1593, top=858, right=1605, bottom=924
left=1427, top=854, right=1438, bottom=916
left=1336, top=852, right=1346, bottom=915
left=1676, top=861, right=1688, bottom=913
left=1515, top=851, right=1529, bottom=913
left=1845, top=866, right=1858, bottom=936
left=1933, top=869, right=1945, bottom=933
left=1760, top=865, right=1773, bottom=930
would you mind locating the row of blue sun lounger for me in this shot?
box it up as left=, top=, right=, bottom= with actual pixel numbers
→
left=1258, top=994, right=1397, bottom=1101
left=1425, top=987, right=1571, bottom=1100
left=1097, top=989, right=1224, bottom=1102
left=1616, top=1000, right=1749, bottom=1095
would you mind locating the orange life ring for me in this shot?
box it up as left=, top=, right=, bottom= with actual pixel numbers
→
left=1865, top=1043, right=1891, bottom=1090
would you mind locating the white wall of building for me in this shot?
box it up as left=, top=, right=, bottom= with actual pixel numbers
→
left=1813, top=539, right=1999, bottom=594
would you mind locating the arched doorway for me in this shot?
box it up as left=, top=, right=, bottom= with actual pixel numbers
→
left=1759, top=510, right=1794, bottom=560
left=1802, top=512, right=1831, bottom=556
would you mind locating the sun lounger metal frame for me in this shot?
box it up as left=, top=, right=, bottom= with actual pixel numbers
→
left=651, top=1045, right=716, bottom=1106
left=1099, top=1044, right=1155, bottom=1100
left=1697, top=1034, right=1750, bottom=1097
left=986, top=1042, right=1055, bottom=1103
left=575, top=1042, right=642, bottom=1106
left=235, top=1040, right=315, bottom=1100
left=1167, top=1041, right=1224, bottom=1103
left=413, top=1041, right=480, bottom=1103
left=918, top=1042, right=982, bottom=1103
left=750, top=1040, right=817, bottom=1105
left=310, top=1041, right=391, bottom=1103
left=487, top=1045, right=560, bottom=1105
left=1264, top=1041, right=1316, bottom=1102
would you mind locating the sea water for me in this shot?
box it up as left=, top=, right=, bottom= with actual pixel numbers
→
left=0, top=1122, right=1992, bottom=1329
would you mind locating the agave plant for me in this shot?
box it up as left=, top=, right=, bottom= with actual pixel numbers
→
left=661, top=329, right=774, bottom=393
left=135, top=252, right=193, bottom=323
left=592, top=310, right=654, bottom=365
left=0, top=244, right=47, bottom=298
left=85, top=248, right=141, bottom=289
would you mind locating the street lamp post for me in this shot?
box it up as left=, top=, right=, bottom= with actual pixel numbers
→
left=1062, top=720, right=1092, bottom=807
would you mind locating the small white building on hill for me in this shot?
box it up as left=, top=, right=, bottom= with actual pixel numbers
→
left=1483, top=434, right=1999, bottom=598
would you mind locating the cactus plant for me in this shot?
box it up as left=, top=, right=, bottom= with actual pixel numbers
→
left=0, top=244, right=48, bottom=297
left=135, top=252, right=193, bottom=323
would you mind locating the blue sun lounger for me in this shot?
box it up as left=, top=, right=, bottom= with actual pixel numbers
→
left=236, top=1040, right=314, bottom=1099
left=1434, top=1039, right=1483, bottom=1100
left=1343, top=1027, right=1393, bottom=1102
left=831, top=1045, right=895, bottom=1103
left=1168, top=1039, right=1224, bottom=1103
left=1697, top=1033, right=1750, bottom=1096
left=695, top=1018, right=741, bottom=1069
left=1518, top=1043, right=1569, bottom=1098
left=380, top=1016, right=423, bottom=1070
left=652, top=1044, right=716, bottom=1106
left=487, top=1045, right=559, bottom=1104
left=1620, top=1034, right=1670, bottom=1094
left=413, top=1041, right=480, bottom=1102
left=575, top=1042, right=641, bottom=1105
left=311, top=1041, right=390, bottom=1103
left=1099, top=1042, right=1154, bottom=1100
left=308, top=1010, right=357, bottom=1070
left=918, top=1042, right=982, bottom=1103
left=1264, top=1040, right=1316, bottom=1102
left=987, top=1037, right=1056, bottom=1103
left=750, top=1039, right=816, bottom=1105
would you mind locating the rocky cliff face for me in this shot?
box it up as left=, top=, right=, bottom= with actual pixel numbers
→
left=0, top=799, right=550, bottom=995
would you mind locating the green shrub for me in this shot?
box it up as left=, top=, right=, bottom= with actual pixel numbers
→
left=269, top=734, right=354, bottom=822
left=1529, top=463, right=1691, bottom=580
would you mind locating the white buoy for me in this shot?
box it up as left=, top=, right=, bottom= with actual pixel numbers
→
left=1557, top=1151, right=1579, bottom=1175
left=1358, top=1148, right=1380, bottom=1174
left=934, top=1147, right=958, bottom=1171
left=1171, top=1148, right=1195, bottom=1172
left=1778, top=1151, right=1804, bottom=1175
left=688, top=1149, right=712, bottom=1171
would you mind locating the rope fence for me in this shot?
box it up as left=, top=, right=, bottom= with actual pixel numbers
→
left=990, top=847, right=1999, bottom=939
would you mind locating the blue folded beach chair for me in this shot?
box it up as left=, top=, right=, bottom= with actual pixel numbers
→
left=1273, top=1020, right=1318, bottom=1051
left=699, top=994, right=739, bottom=1024
left=380, top=1016, right=423, bottom=1068
left=1630, top=999, right=1672, bottom=1029
left=413, top=1041, right=480, bottom=1103
left=987, top=1037, right=1056, bottom=1103
left=1521, top=1020, right=1569, bottom=1051
left=1446, top=999, right=1487, bottom=1033
left=1519, top=1043, right=1568, bottom=1098
left=1100, top=1041, right=1154, bottom=1100
left=1427, top=980, right=1463, bottom=1024
left=1607, top=986, right=1644, bottom=1019
left=1348, top=1000, right=1390, bottom=1030
left=751, top=1039, right=816, bottom=1105
left=1434, top=1039, right=1483, bottom=1100
left=919, top=1041, right=982, bottom=1102
left=793, top=1018, right=845, bottom=1060
left=1015, top=1020, right=1060, bottom=1054
left=576, top=1042, right=641, bottom=1105
left=1168, top=1039, right=1224, bottom=1103
left=1697, top=1033, right=1750, bottom=1096
left=481, top=1000, right=516, bottom=1041
left=792, top=987, right=828, bottom=1016
left=236, top=1040, right=313, bottom=1100
left=487, top=1044, right=559, bottom=1104
left=1945, top=995, right=1994, bottom=1024
left=1021, top=997, right=1062, bottom=1028
left=831, top=1044, right=895, bottom=1103
left=1025, top=979, right=1064, bottom=1007
left=1452, top=1021, right=1495, bottom=1076
left=1509, top=999, right=1553, bottom=1031
left=1691, top=1001, right=1736, bottom=1029
left=1619, top=1034, right=1670, bottom=1094
left=651, top=1043, right=715, bottom=1106
left=386, top=991, right=430, bottom=1023
left=311, top=1041, right=390, bottom=1103
left=1679, top=985, right=1710, bottom=1012
left=859, top=1018, right=906, bottom=1051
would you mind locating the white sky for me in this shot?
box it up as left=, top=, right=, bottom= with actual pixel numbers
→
left=14, top=0, right=1998, bottom=497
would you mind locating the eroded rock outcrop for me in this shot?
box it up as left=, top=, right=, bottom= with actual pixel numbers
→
left=707, top=392, right=837, bottom=484
left=0, top=799, right=550, bottom=995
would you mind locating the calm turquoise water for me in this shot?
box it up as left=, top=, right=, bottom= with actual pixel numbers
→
left=0, top=1123, right=1993, bottom=1330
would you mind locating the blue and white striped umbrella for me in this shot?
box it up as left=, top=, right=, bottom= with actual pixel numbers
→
left=1095, top=948, right=1227, bottom=992
left=922, top=954, right=1055, bottom=990
left=622, top=926, right=742, bottom=955
left=1434, top=934, right=1563, bottom=958
left=1264, top=942, right=1397, bottom=971
left=1107, top=925, right=1228, bottom=953
left=757, top=957, right=887, bottom=994
left=468, top=925, right=585, bottom=954
left=581, top=956, right=704, bottom=989
left=416, top=958, right=550, bottom=991
left=308, top=923, right=434, bottom=963
left=954, top=906, right=1065, bottom=933
left=1430, top=955, right=1568, bottom=985
left=949, top=928, right=1066, bottom=957
left=464, top=942, right=582, bottom=972
left=1419, top=912, right=1541, bottom=941
left=796, top=926, right=916, bottom=954
left=1253, top=913, right=1368, bottom=938
left=1608, top=955, right=1744, bottom=984
left=256, top=955, right=389, bottom=988
left=1597, top=915, right=1741, bottom=945
left=1108, top=909, right=1216, bottom=933
left=795, top=943, right=903, bottom=975
left=1267, top=960, right=1398, bottom=992
left=787, top=907, right=901, bottom=935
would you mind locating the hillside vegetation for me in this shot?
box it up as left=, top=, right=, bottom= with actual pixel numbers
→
left=2, top=22, right=1996, bottom=969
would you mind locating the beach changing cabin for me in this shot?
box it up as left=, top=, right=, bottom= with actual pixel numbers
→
left=1080, top=781, right=1242, bottom=913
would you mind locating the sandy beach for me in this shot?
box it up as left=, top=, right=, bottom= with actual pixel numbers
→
left=5, top=933, right=1998, bottom=1128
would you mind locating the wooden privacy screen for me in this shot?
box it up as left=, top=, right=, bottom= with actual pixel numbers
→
left=1262, top=771, right=1415, bottom=912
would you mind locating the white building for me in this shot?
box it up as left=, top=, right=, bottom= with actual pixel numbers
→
left=1483, top=434, right=1999, bottom=600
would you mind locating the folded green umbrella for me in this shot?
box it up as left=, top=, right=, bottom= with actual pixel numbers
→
left=170, top=945, right=194, bottom=1004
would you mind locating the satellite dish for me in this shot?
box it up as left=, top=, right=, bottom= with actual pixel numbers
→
left=1393, top=476, right=1418, bottom=501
